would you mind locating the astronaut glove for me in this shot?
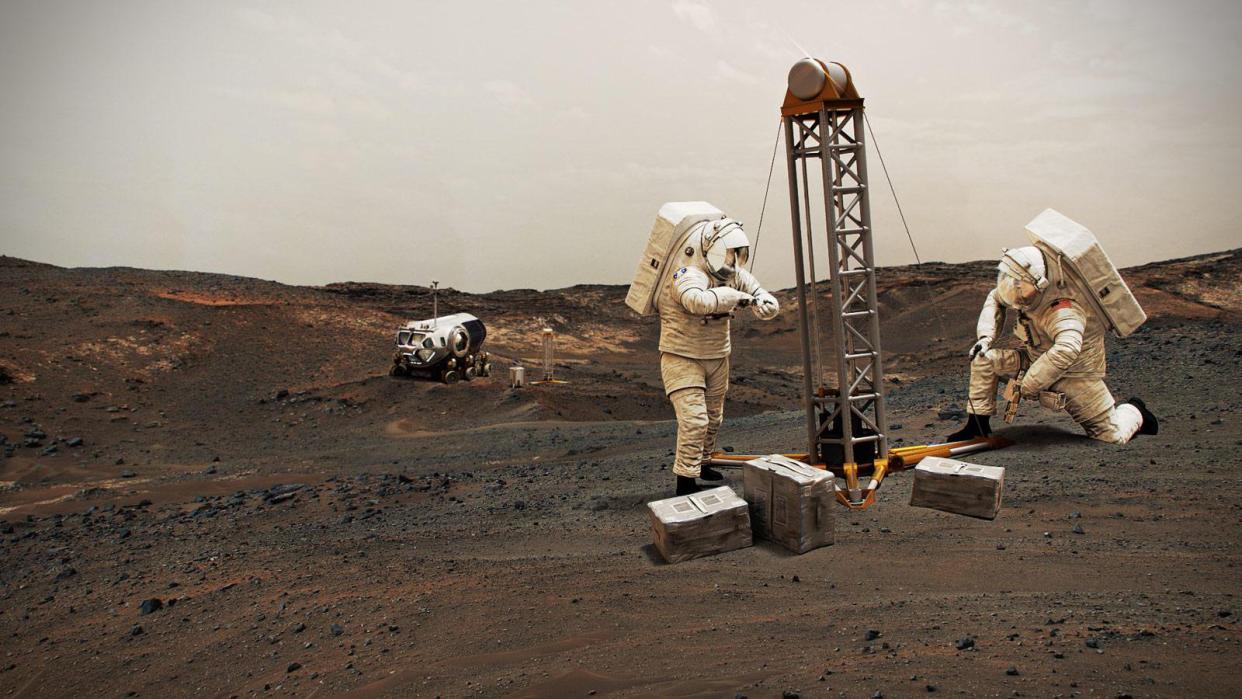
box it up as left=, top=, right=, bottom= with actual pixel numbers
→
left=968, top=337, right=992, bottom=360
left=753, top=292, right=779, bottom=320
left=711, top=287, right=753, bottom=312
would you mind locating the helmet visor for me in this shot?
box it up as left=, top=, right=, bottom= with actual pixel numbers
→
left=997, top=273, right=1042, bottom=310
left=704, top=223, right=751, bottom=280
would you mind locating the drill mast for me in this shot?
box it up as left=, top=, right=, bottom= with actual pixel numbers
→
left=782, top=58, right=889, bottom=505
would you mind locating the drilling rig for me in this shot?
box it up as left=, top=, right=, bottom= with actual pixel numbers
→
left=710, top=58, right=1009, bottom=509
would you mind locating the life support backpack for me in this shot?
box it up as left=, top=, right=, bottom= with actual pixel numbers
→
left=625, top=202, right=726, bottom=316
left=1024, top=208, right=1146, bottom=338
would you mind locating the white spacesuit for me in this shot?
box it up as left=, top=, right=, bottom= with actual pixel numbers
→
left=657, top=218, right=779, bottom=495
left=948, top=246, right=1158, bottom=443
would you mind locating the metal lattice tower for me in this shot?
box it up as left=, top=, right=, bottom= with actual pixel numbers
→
left=541, top=327, right=555, bottom=382
left=782, top=58, right=889, bottom=505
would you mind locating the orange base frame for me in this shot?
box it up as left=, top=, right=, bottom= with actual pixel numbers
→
left=706, top=435, right=1013, bottom=509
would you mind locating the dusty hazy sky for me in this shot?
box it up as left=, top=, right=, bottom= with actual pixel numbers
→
left=2, top=1, right=1240, bottom=292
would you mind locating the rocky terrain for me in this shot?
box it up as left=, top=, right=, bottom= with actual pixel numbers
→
left=0, top=250, right=1239, bottom=698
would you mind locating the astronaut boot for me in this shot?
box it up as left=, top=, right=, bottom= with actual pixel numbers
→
left=1127, top=397, right=1159, bottom=436
left=946, top=414, right=992, bottom=442
left=698, top=464, right=725, bottom=481
left=675, top=476, right=701, bottom=496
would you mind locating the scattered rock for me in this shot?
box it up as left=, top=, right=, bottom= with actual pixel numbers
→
left=937, top=406, right=966, bottom=420
left=955, top=637, right=975, bottom=650
left=139, top=598, right=163, bottom=615
left=1005, top=666, right=1019, bottom=676
left=864, top=629, right=881, bottom=641
left=330, top=623, right=344, bottom=637
left=286, top=662, right=302, bottom=673
left=120, top=470, right=136, bottom=478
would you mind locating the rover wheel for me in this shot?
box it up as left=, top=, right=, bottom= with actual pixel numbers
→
left=389, top=364, right=407, bottom=377
left=442, top=369, right=460, bottom=384
left=463, top=366, right=477, bottom=381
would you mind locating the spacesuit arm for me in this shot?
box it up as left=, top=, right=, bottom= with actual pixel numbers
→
left=673, top=265, right=749, bottom=315
left=733, top=268, right=779, bottom=319
left=976, top=289, right=1005, bottom=344
left=1021, top=304, right=1086, bottom=393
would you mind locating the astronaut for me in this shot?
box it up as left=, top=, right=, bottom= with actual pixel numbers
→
left=946, top=246, right=1158, bottom=444
left=658, top=218, right=779, bottom=495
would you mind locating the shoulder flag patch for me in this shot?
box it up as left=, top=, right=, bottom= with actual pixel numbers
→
left=673, top=267, right=687, bottom=279
left=1050, top=298, right=1074, bottom=311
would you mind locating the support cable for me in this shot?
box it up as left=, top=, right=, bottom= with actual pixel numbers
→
left=863, top=111, right=982, bottom=419
left=748, top=118, right=783, bottom=272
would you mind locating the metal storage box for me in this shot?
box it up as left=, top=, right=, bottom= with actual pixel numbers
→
left=909, top=456, right=1005, bottom=520
left=646, top=486, right=752, bottom=563
left=743, top=454, right=835, bottom=553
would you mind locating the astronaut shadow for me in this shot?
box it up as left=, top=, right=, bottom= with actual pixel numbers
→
left=640, top=543, right=668, bottom=566
left=993, top=423, right=1092, bottom=449
left=640, top=539, right=801, bottom=566
left=633, top=481, right=743, bottom=505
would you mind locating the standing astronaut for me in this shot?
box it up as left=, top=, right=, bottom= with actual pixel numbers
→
left=656, top=218, right=779, bottom=495
left=946, top=246, right=1158, bottom=444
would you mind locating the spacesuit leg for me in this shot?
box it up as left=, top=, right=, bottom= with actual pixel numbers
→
left=1057, top=378, right=1143, bottom=445
left=967, top=349, right=1024, bottom=415
left=661, top=353, right=710, bottom=478
left=699, top=357, right=730, bottom=461
left=669, top=388, right=709, bottom=478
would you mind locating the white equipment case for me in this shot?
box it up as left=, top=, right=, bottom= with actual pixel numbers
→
left=625, top=201, right=726, bottom=316
left=646, top=485, right=752, bottom=563
left=743, top=455, right=835, bottom=554
left=1025, top=208, right=1146, bottom=338
left=909, top=456, right=1005, bottom=520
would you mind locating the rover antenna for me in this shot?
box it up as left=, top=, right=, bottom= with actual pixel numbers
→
left=431, top=280, right=439, bottom=327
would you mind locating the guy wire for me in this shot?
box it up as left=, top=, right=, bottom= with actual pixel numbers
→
left=748, top=118, right=782, bottom=272
left=863, top=111, right=982, bottom=419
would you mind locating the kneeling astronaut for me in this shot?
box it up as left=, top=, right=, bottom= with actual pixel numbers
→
left=947, top=246, right=1158, bottom=444
left=658, top=219, right=779, bottom=495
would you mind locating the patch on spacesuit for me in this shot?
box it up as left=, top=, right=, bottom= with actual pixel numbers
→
left=673, top=267, right=687, bottom=279
left=1050, top=298, right=1073, bottom=311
